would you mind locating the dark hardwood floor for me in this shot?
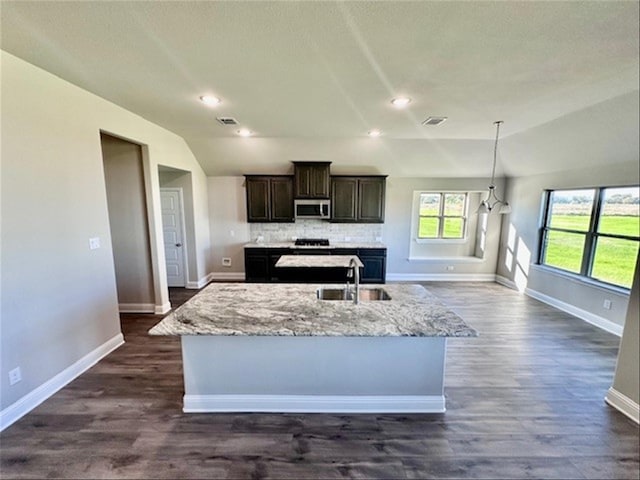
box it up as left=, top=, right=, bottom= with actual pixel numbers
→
left=1, top=282, right=638, bottom=479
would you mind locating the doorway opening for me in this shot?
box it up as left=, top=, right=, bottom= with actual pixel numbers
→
left=100, top=133, right=155, bottom=313
left=159, top=166, right=196, bottom=289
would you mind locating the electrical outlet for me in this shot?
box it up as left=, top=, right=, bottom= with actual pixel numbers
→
left=603, top=299, right=612, bottom=310
left=9, top=367, right=21, bottom=385
left=89, top=237, right=100, bottom=250
left=446, top=265, right=455, bottom=271
left=344, top=236, right=351, bottom=242
left=222, top=257, right=232, bottom=267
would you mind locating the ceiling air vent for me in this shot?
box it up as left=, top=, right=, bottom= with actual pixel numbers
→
left=216, top=117, right=238, bottom=126
left=422, top=116, right=448, bottom=126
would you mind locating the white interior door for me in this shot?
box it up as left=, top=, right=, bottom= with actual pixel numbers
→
left=161, top=189, right=186, bottom=287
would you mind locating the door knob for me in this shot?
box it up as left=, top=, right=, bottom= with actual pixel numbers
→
left=175, top=243, right=182, bottom=247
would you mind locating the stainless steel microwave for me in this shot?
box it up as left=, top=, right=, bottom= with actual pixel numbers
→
left=294, top=199, right=330, bottom=220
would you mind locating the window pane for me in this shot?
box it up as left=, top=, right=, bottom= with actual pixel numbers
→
left=548, top=189, right=595, bottom=231
left=442, top=218, right=464, bottom=238
left=591, top=237, right=639, bottom=288
left=419, top=194, right=441, bottom=216
left=598, top=187, right=640, bottom=237
left=543, top=230, right=585, bottom=273
left=444, top=194, right=465, bottom=216
left=418, top=217, right=439, bottom=238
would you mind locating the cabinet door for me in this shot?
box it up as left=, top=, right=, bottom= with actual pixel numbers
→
left=294, top=162, right=331, bottom=198
left=294, top=164, right=312, bottom=198
left=268, top=249, right=291, bottom=282
left=358, top=249, right=387, bottom=283
left=359, top=256, right=386, bottom=283
left=246, top=177, right=270, bottom=222
left=310, top=163, right=330, bottom=198
left=270, top=177, right=294, bottom=222
left=330, top=177, right=358, bottom=222
left=244, top=250, right=269, bottom=282
left=358, top=177, right=385, bottom=223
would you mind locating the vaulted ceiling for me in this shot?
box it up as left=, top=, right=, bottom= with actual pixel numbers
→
left=2, top=1, right=638, bottom=177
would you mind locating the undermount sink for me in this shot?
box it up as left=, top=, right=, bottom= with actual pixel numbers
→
left=316, top=287, right=391, bottom=301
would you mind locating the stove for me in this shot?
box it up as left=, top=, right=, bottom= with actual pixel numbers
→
left=294, top=238, right=330, bottom=247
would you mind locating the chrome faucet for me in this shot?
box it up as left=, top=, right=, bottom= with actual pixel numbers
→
left=348, top=257, right=360, bottom=305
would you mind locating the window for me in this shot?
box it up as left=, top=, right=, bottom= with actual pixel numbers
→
left=418, top=192, right=468, bottom=239
left=539, top=186, right=640, bottom=289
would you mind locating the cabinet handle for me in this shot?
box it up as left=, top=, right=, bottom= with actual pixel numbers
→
left=175, top=243, right=182, bottom=247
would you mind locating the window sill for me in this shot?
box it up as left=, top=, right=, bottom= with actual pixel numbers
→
left=414, top=238, right=468, bottom=245
left=531, top=264, right=631, bottom=295
left=408, top=256, right=485, bottom=263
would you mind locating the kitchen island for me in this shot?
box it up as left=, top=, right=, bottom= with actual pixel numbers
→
left=150, top=283, right=476, bottom=413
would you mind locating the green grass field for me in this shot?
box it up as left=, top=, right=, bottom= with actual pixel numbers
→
left=418, top=217, right=464, bottom=238
left=544, top=215, right=639, bottom=288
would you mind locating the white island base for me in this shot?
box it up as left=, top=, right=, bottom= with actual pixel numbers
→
left=181, top=335, right=447, bottom=414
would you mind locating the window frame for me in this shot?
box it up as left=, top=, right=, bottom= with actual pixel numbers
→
left=538, top=186, right=639, bottom=290
left=417, top=192, right=469, bottom=240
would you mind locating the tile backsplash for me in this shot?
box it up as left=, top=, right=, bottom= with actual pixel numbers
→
left=250, top=220, right=383, bottom=243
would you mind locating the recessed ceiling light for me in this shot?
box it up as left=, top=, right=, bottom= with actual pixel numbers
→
left=368, top=129, right=382, bottom=137
left=237, top=128, right=253, bottom=137
left=200, top=95, right=221, bottom=106
left=391, top=97, right=411, bottom=108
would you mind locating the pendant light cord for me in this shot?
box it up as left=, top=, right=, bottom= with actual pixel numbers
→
left=490, top=120, right=503, bottom=187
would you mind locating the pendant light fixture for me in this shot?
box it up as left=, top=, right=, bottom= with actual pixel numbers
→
left=478, top=121, right=511, bottom=215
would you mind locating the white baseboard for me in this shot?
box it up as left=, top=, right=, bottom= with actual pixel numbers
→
left=183, top=394, right=445, bottom=414
left=186, top=273, right=214, bottom=289
left=495, top=275, right=519, bottom=290
left=118, top=303, right=155, bottom=313
left=0, top=333, right=125, bottom=432
left=386, top=273, right=496, bottom=282
left=525, top=288, right=623, bottom=336
left=185, top=272, right=244, bottom=289
left=209, top=272, right=245, bottom=282
left=154, top=302, right=171, bottom=315
left=605, top=387, right=640, bottom=424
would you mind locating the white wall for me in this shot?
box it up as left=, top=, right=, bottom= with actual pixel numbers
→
left=207, top=177, right=251, bottom=277
left=0, top=51, right=210, bottom=418
left=496, top=161, right=639, bottom=328
left=608, top=254, right=639, bottom=418
left=384, top=177, right=505, bottom=279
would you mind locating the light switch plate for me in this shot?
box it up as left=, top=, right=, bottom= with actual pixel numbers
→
left=89, top=237, right=100, bottom=250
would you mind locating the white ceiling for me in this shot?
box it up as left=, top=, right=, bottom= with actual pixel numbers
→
left=1, top=1, right=638, bottom=177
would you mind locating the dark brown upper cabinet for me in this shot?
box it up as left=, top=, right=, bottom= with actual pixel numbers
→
left=245, top=175, right=294, bottom=223
left=330, top=176, right=386, bottom=223
left=293, top=161, right=331, bottom=199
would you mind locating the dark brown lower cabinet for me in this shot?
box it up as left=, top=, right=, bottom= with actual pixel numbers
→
left=244, top=247, right=386, bottom=283
left=358, top=249, right=387, bottom=283
left=244, top=250, right=270, bottom=282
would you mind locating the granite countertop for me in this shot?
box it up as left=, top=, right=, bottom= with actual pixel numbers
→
left=149, top=283, right=477, bottom=338
left=244, top=242, right=387, bottom=249
left=276, top=255, right=364, bottom=268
